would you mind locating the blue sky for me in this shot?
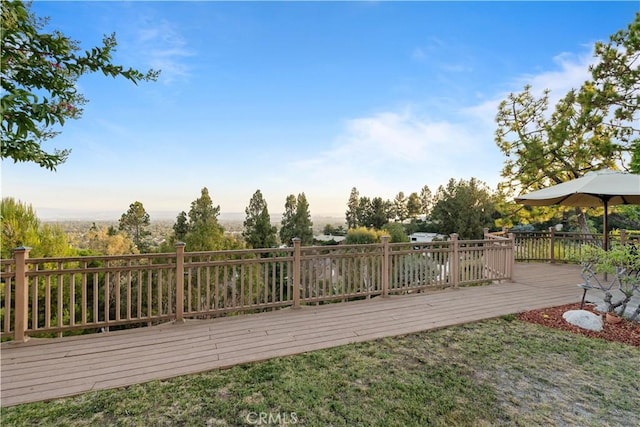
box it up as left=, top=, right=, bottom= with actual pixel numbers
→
left=2, top=1, right=638, bottom=220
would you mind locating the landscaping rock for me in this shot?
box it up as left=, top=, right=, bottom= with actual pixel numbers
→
left=562, top=310, right=603, bottom=332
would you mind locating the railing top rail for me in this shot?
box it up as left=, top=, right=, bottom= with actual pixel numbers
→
left=184, top=247, right=294, bottom=257
left=485, top=234, right=510, bottom=241
left=389, top=241, right=450, bottom=248
left=23, top=252, right=177, bottom=264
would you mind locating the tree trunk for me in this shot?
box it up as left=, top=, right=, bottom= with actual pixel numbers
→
left=576, top=207, right=590, bottom=234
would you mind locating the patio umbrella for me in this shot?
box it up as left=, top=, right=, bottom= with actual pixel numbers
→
left=514, top=169, right=640, bottom=251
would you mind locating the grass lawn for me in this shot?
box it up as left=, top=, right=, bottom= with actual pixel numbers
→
left=2, top=317, right=638, bottom=426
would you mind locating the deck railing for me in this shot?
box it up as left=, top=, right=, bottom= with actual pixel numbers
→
left=0, top=234, right=514, bottom=342
left=487, top=228, right=637, bottom=263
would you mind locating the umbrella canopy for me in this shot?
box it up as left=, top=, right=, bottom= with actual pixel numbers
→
left=515, top=169, right=640, bottom=250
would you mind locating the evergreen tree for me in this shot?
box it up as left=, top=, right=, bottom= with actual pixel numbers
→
left=294, top=193, right=314, bottom=245
left=419, top=185, right=433, bottom=219
left=243, top=190, right=277, bottom=249
left=345, top=187, right=359, bottom=229
left=393, top=192, right=408, bottom=222
left=356, top=196, right=372, bottom=228
left=279, top=194, right=297, bottom=246
left=279, top=193, right=314, bottom=246
left=407, top=192, right=422, bottom=220
left=369, top=197, right=389, bottom=229
left=118, top=201, right=151, bottom=251
left=184, top=188, right=225, bottom=251
left=495, top=15, right=640, bottom=229
left=173, top=211, right=189, bottom=241
left=188, top=188, right=220, bottom=227
left=431, top=178, right=495, bottom=240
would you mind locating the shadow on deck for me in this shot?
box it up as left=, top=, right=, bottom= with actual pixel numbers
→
left=1, top=262, right=583, bottom=407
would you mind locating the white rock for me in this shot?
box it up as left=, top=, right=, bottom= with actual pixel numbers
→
left=562, top=310, right=603, bottom=332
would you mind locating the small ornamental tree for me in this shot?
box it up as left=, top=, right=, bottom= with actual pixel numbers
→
left=581, top=244, right=640, bottom=320
left=1, top=1, right=159, bottom=170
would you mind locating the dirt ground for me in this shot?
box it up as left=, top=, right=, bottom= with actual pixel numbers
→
left=519, top=302, right=640, bottom=347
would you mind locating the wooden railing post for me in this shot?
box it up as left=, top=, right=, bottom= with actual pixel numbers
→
left=381, top=236, right=390, bottom=297
left=620, top=229, right=627, bottom=246
left=292, top=238, right=301, bottom=309
left=507, top=233, right=515, bottom=281
left=14, top=246, right=30, bottom=342
left=549, top=227, right=556, bottom=264
left=175, top=242, right=185, bottom=322
left=450, top=234, right=459, bottom=288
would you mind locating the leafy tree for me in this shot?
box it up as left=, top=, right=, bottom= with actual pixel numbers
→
left=431, top=178, right=495, bottom=239
left=407, top=192, right=421, bottom=219
left=1, top=197, right=40, bottom=257
left=393, top=192, right=408, bottom=222
left=495, top=15, right=640, bottom=229
left=1, top=197, right=73, bottom=258
left=87, top=225, right=137, bottom=255
left=345, top=227, right=387, bottom=244
left=1, top=1, right=159, bottom=170
left=243, top=190, right=277, bottom=249
left=382, top=222, right=409, bottom=243
left=323, top=224, right=346, bottom=236
left=118, top=201, right=150, bottom=252
left=345, top=187, right=359, bottom=229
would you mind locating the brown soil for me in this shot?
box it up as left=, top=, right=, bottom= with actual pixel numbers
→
left=518, top=302, right=640, bottom=347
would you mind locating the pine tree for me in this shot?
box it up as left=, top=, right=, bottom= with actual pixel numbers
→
left=118, top=201, right=151, bottom=251
left=294, top=193, right=314, bottom=245
left=184, top=188, right=225, bottom=251
left=345, top=187, right=359, bottom=229
left=407, top=192, right=422, bottom=220
left=173, top=211, right=189, bottom=241
left=279, top=193, right=314, bottom=246
left=419, top=185, right=433, bottom=219
left=243, top=190, right=277, bottom=249
left=393, top=191, right=408, bottom=222
left=279, top=194, right=297, bottom=246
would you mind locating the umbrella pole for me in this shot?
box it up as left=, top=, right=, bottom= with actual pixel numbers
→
left=602, top=198, right=609, bottom=282
left=603, top=198, right=609, bottom=252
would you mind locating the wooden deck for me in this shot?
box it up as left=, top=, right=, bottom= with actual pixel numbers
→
left=1, top=263, right=583, bottom=407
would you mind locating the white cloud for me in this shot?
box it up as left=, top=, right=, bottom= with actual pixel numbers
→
left=515, top=50, right=594, bottom=100
left=136, top=20, right=195, bottom=84
left=287, top=108, right=484, bottom=207
left=286, top=46, right=600, bottom=211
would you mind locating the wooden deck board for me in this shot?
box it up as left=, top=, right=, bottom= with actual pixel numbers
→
left=1, top=263, right=583, bottom=407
